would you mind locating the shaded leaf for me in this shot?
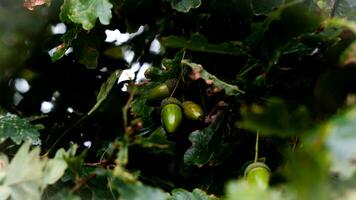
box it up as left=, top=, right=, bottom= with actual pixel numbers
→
left=0, top=114, right=40, bottom=145
left=237, top=98, right=311, bottom=137
left=251, top=0, right=284, bottom=16
left=184, top=115, right=227, bottom=166
left=170, top=188, right=217, bottom=200
left=246, top=0, right=320, bottom=45
left=161, top=34, right=246, bottom=56
left=88, top=70, right=122, bottom=115
left=76, top=46, right=99, bottom=69
left=170, top=0, right=201, bottom=13
left=60, top=0, right=113, bottom=30
left=134, top=127, right=175, bottom=155
left=182, top=60, right=244, bottom=96
left=43, top=189, right=81, bottom=200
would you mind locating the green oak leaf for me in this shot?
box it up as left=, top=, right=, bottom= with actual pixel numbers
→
left=323, top=105, right=356, bottom=179
left=60, top=0, right=113, bottom=30
left=0, top=114, right=40, bottom=144
left=184, top=115, right=227, bottom=166
left=237, top=98, right=311, bottom=137
left=170, top=0, right=201, bottom=13
left=251, top=0, right=284, bottom=16
left=182, top=60, right=244, bottom=96
left=338, top=41, right=356, bottom=67
left=161, top=33, right=246, bottom=56
left=0, top=142, right=68, bottom=200
left=170, top=188, right=217, bottom=200
left=88, top=70, right=122, bottom=115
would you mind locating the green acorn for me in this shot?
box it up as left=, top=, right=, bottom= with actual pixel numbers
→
left=244, top=162, right=271, bottom=190
left=146, top=79, right=177, bottom=103
left=160, top=97, right=183, bottom=133
left=182, top=101, right=204, bottom=121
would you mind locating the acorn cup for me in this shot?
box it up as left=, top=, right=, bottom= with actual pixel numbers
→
left=146, top=79, right=177, bottom=103
left=160, top=97, right=183, bottom=134
left=182, top=101, right=204, bottom=121
left=244, top=162, right=271, bottom=190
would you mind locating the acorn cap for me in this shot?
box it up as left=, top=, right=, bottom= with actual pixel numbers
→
left=244, top=162, right=271, bottom=177
left=160, top=97, right=182, bottom=111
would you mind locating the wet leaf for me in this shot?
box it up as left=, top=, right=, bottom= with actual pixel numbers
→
left=0, top=114, right=40, bottom=144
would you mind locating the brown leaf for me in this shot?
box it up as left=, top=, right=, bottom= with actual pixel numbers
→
left=23, top=0, right=47, bottom=11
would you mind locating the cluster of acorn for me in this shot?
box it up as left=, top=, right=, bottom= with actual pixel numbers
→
left=146, top=79, right=204, bottom=134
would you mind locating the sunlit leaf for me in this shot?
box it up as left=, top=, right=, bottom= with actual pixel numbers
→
left=224, top=179, right=292, bottom=200
left=323, top=105, right=356, bottom=179
left=23, top=0, right=49, bottom=11
left=325, top=18, right=356, bottom=34
left=60, top=0, right=113, bottom=30
left=0, top=114, right=40, bottom=144
left=0, top=142, right=68, bottom=200
left=170, top=0, right=201, bottom=13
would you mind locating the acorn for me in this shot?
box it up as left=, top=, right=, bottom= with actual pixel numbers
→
left=244, top=162, right=271, bottom=190
left=160, top=97, right=183, bottom=133
left=182, top=101, right=204, bottom=121
left=146, top=79, right=177, bottom=103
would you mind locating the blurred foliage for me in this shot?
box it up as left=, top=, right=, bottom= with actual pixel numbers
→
left=0, top=0, right=356, bottom=199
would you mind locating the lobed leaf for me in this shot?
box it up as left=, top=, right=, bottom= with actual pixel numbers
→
left=60, top=0, right=113, bottom=30
left=0, top=114, right=40, bottom=144
left=170, top=0, right=201, bottom=13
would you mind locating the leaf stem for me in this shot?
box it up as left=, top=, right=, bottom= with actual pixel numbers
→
left=254, top=131, right=260, bottom=163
